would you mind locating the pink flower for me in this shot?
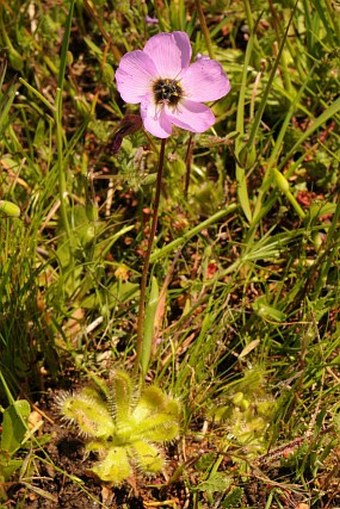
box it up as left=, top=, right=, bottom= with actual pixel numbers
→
left=115, top=31, right=231, bottom=139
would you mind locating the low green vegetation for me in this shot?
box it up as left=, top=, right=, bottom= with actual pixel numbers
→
left=0, top=0, right=339, bottom=507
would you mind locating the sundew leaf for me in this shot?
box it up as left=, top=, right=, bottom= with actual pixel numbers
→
left=91, top=446, right=132, bottom=484
left=131, top=440, right=164, bottom=473
left=132, top=387, right=180, bottom=442
left=134, top=386, right=180, bottom=420
left=60, top=392, right=115, bottom=439
left=1, top=400, right=30, bottom=454
left=110, top=370, right=132, bottom=423
left=133, top=414, right=179, bottom=443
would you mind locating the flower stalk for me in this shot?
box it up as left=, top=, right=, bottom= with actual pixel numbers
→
left=184, top=134, right=194, bottom=198
left=115, top=30, right=230, bottom=375
left=135, top=139, right=167, bottom=376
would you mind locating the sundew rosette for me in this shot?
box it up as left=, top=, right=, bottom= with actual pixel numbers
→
left=58, top=371, right=181, bottom=484
left=115, top=31, right=231, bottom=138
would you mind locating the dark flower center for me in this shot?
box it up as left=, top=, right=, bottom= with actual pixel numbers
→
left=152, top=78, right=182, bottom=106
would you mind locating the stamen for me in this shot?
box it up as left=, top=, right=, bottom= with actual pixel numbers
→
left=152, top=78, right=183, bottom=106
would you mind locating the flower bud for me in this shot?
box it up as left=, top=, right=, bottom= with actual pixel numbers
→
left=86, top=202, right=98, bottom=222
left=273, top=169, right=290, bottom=193
left=312, top=231, right=323, bottom=251
left=8, top=47, right=23, bottom=71
left=253, top=296, right=286, bottom=322
left=101, top=63, right=115, bottom=85
left=0, top=200, right=21, bottom=217
left=80, top=224, right=95, bottom=246
left=238, top=144, right=256, bottom=169
left=231, top=392, right=245, bottom=407
left=66, top=50, right=73, bottom=65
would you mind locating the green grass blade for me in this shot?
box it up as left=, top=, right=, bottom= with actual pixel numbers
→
left=280, top=95, right=340, bottom=173
left=18, top=78, right=55, bottom=114
left=150, top=205, right=237, bottom=263
left=58, top=0, right=76, bottom=90
left=0, top=80, right=19, bottom=138
left=247, top=3, right=298, bottom=149
left=235, top=29, right=254, bottom=222
left=141, top=277, right=159, bottom=378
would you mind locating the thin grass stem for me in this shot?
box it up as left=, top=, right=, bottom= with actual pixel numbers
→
left=194, top=0, right=214, bottom=59
left=55, top=0, right=75, bottom=261
left=18, top=78, right=55, bottom=114
left=235, top=28, right=254, bottom=221
left=55, top=88, right=72, bottom=248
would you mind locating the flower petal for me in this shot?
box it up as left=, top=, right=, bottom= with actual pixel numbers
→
left=166, top=100, right=215, bottom=133
left=143, top=31, right=191, bottom=79
left=115, top=50, right=157, bottom=103
left=181, top=59, right=231, bottom=102
left=140, top=96, right=173, bottom=138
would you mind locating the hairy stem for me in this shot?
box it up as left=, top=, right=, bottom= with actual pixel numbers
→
left=184, top=134, right=194, bottom=198
left=135, top=139, right=167, bottom=376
